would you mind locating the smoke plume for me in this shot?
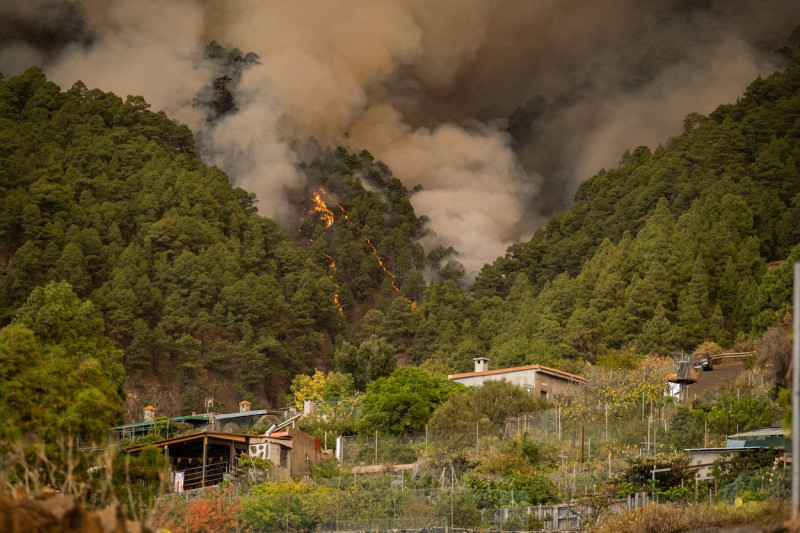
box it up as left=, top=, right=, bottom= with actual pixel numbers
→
left=3, top=0, right=799, bottom=276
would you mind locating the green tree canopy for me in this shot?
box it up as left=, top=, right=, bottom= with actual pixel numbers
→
left=356, top=367, right=463, bottom=435
left=428, top=380, right=548, bottom=438
left=334, top=335, right=397, bottom=390
left=0, top=282, right=125, bottom=445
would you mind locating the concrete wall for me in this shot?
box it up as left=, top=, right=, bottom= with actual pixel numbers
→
left=287, top=427, right=321, bottom=478
left=248, top=428, right=323, bottom=480
left=453, top=369, right=583, bottom=403
left=534, top=372, right=583, bottom=403
left=453, top=369, right=537, bottom=389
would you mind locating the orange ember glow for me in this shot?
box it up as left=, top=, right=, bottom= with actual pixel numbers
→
left=365, top=237, right=394, bottom=279
left=335, top=203, right=417, bottom=308
left=311, top=190, right=334, bottom=228
left=307, top=190, right=417, bottom=312
left=321, top=252, right=343, bottom=316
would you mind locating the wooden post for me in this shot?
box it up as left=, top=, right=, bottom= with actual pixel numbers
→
left=202, top=434, right=208, bottom=488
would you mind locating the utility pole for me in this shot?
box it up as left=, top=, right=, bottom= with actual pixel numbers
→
left=557, top=404, right=561, bottom=442
left=792, top=263, right=800, bottom=519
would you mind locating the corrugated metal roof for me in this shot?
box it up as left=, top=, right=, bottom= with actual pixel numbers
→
left=727, top=427, right=785, bottom=439
left=112, top=416, right=209, bottom=431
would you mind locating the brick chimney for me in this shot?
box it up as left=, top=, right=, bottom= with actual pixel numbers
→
left=239, top=400, right=252, bottom=413
left=473, top=357, right=490, bottom=373
left=143, top=405, right=156, bottom=422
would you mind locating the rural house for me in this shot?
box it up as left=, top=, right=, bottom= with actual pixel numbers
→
left=123, top=403, right=330, bottom=490
left=448, top=358, right=587, bottom=403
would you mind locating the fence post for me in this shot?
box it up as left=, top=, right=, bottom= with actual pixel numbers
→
left=450, top=485, right=454, bottom=530
left=234, top=484, right=239, bottom=533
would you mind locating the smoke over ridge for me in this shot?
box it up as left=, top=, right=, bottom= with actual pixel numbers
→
left=2, top=0, right=799, bottom=275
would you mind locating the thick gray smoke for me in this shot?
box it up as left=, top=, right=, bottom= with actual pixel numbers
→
left=2, top=0, right=799, bottom=276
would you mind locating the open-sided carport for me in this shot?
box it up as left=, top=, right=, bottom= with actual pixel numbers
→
left=125, top=432, right=249, bottom=490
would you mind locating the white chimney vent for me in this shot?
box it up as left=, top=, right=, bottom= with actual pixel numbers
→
left=143, top=405, right=156, bottom=422
left=473, top=357, right=490, bottom=373
left=239, top=400, right=252, bottom=413
left=303, top=399, right=315, bottom=414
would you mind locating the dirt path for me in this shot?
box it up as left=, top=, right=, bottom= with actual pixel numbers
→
left=687, top=362, right=746, bottom=403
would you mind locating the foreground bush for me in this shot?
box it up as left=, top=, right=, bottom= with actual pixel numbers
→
left=590, top=500, right=788, bottom=533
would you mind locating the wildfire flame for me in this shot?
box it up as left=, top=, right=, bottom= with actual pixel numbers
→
left=322, top=252, right=343, bottom=316
left=338, top=204, right=416, bottom=308
left=306, top=188, right=417, bottom=312
left=310, top=190, right=335, bottom=228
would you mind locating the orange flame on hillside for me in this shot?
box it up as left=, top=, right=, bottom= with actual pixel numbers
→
left=322, top=252, right=343, bottom=316
left=310, top=190, right=334, bottom=228
left=305, top=188, right=417, bottom=312
left=337, top=203, right=416, bottom=309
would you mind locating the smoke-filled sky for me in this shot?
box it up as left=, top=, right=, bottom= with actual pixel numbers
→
left=2, top=0, right=799, bottom=276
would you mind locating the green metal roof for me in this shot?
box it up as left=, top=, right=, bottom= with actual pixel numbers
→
left=111, top=416, right=209, bottom=431
left=727, top=427, right=785, bottom=439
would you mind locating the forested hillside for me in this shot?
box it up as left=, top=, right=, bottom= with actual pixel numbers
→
left=434, top=53, right=800, bottom=370
left=0, top=67, right=437, bottom=414
left=3, top=50, right=800, bottom=416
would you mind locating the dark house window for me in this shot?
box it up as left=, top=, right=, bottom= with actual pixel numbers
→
left=541, top=390, right=548, bottom=400
left=280, top=447, right=289, bottom=468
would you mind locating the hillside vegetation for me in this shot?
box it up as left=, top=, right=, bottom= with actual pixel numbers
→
left=424, top=53, right=800, bottom=370
left=0, top=68, right=434, bottom=414
left=2, top=51, right=800, bottom=415
left=0, top=68, right=343, bottom=410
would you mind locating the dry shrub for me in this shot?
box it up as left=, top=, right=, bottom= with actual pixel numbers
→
left=591, top=500, right=789, bottom=533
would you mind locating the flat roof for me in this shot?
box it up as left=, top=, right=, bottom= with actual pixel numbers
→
left=214, top=409, right=273, bottom=420
left=112, top=416, right=209, bottom=431
left=124, top=431, right=250, bottom=453
left=684, top=446, right=769, bottom=453
left=448, top=364, right=587, bottom=383
left=727, top=427, right=785, bottom=439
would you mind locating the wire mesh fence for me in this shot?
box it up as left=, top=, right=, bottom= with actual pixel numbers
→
left=149, top=394, right=787, bottom=532
left=152, top=484, right=658, bottom=532
left=333, top=405, right=690, bottom=490
left=151, top=469, right=791, bottom=533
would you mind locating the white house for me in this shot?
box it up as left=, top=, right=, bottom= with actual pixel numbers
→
left=448, top=358, right=587, bottom=403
